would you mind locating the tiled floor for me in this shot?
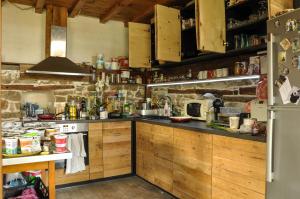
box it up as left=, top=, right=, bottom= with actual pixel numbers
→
left=56, top=176, right=176, bottom=199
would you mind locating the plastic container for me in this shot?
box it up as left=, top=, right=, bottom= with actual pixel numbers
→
left=19, top=137, right=33, bottom=154
left=4, top=138, right=18, bottom=155
left=54, top=134, right=68, bottom=153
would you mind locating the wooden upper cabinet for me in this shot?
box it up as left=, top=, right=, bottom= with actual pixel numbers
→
left=155, top=4, right=181, bottom=62
left=268, top=0, right=293, bottom=18
left=195, top=0, right=226, bottom=53
left=128, top=22, right=151, bottom=68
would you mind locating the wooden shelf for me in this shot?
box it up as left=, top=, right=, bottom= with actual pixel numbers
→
left=147, top=75, right=260, bottom=87
left=227, top=17, right=267, bottom=32
left=152, top=44, right=266, bottom=68
left=226, top=0, right=259, bottom=10
left=110, top=83, right=145, bottom=86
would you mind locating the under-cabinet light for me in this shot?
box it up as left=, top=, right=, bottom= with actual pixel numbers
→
left=146, top=75, right=260, bottom=87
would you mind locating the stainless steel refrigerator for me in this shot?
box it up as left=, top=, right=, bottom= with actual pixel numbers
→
left=267, top=9, right=300, bottom=199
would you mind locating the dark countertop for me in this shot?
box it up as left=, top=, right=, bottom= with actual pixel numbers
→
left=22, top=118, right=133, bottom=124
left=22, top=117, right=266, bottom=143
left=135, top=118, right=266, bottom=143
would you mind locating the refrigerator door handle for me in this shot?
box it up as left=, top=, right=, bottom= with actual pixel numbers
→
left=267, top=33, right=275, bottom=106
left=267, top=110, right=275, bottom=182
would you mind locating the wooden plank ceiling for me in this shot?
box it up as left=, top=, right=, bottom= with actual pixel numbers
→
left=8, top=0, right=190, bottom=23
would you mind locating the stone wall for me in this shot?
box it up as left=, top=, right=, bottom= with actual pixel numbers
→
left=150, top=79, right=258, bottom=115
left=1, top=64, right=145, bottom=121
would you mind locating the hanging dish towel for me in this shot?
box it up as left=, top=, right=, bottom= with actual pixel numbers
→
left=65, top=133, right=86, bottom=174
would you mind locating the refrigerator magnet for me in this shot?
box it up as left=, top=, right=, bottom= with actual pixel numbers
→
left=292, top=38, right=300, bottom=52
left=278, top=51, right=287, bottom=62
left=278, top=76, right=292, bottom=104
left=280, top=38, right=291, bottom=51
left=291, top=55, right=300, bottom=68
left=275, top=20, right=280, bottom=28
left=286, top=19, right=297, bottom=32
left=289, top=86, right=300, bottom=104
left=281, top=67, right=290, bottom=76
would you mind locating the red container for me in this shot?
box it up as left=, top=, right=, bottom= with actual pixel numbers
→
left=54, top=134, right=67, bottom=145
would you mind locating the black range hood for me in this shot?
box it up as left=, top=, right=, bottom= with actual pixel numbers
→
left=26, top=56, right=91, bottom=76
left=26, top=25, right=91, bottom=77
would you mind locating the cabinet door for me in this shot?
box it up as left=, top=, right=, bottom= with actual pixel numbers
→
left=173, top=129, right=212, bottom=199
left=195, top=0, right=226, bottom=53
left=155, top=4, right=181, bottom=62
left=88, top=123, right=103, bottom=180
left=103, top=122, right=131, bottom=177
left=129, top=22, right=151, bottom=68
left=152, top=124, right=174, bottom=192
left=268, top=0, right=293, bottom=18
left=136, top=122, right=155, bottom=184
left=212, top=135, right=266, bottom=199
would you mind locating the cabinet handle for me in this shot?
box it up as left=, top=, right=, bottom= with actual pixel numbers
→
left=267, top=110, right=275, bottom=183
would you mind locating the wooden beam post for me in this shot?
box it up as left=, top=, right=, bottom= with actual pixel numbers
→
left=100, top=0, right=133, bottom=23
left=35, top=0, right=46, bottom=14
left=45, top=6, right=68, bottom=58
left=69, top=0, right=87, bottom=18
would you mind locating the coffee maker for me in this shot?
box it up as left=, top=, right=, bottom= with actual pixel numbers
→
left=213, top=98, right=224, bottom=121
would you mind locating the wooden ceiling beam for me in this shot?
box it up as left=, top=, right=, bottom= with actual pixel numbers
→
left=100, top=0, right=134, bottom=23
left=131, top=0, right=173, bottom=22
left=69, top=0, right=87, bottom=18
left=131, top=6, right=153, bottom=22
left=35, top=0, right=46, bottom=14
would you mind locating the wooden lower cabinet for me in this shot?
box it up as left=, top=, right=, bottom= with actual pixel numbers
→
left=103, top=121, right=132, bottom=177
left=212, top=135, right=266, bottom=199
left=173, top=129, right=212, bottom=199
left=89, top=122, right=104, bottom=180
left=136, top=122, right=266, bottom=199
left=136, top=122, right=155, bottom=183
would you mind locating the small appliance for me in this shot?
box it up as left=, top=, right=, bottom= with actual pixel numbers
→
left=184, top=99, right=213, bottom=120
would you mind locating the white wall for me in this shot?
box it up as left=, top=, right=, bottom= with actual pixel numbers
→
left=2, top=2, right=128, bottom=64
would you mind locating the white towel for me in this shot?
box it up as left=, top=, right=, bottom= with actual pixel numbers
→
left=65, top=133, right=86, bottom=174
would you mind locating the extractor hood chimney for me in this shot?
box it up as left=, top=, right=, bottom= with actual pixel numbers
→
left=26, top=7, right=91, bottom=77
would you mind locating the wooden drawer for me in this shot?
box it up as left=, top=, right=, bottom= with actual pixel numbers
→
left=103, top=124, right=132, bottom=177
left=103, top=121, right=131, bottom=129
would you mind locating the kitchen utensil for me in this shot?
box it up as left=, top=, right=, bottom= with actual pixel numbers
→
left=169, top=116, right=192, bottom=123
left=38, top=114, right=55, bottom=120
left=222, top=68, right=229, bottom=77
left=213, top=98, right=224, bottom=121
left=229, top=116, right=240, bottom=129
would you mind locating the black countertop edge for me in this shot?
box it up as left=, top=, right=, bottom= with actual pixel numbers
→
left=21, top=117, right=266, bottom=143
left=22, top=118, right=133, bottom=124
left=135, top=118, right=266, bottom=143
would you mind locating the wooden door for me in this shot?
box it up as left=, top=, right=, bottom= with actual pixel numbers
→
left=129, top=22, right=151, bottom=68
left=136, top=122, right=155, bottom=183
left=195, top=0, right=226, bottom=53
left=155, top=4, right=181, bottom=62
left=88, top=123, right=104, bottom=180
left=173, top=129, right=213, bottom=199
left=152, top=124, right=174, bottom=193
left=212, top=135, right=266, bottom=199
left=103, top=122, right=131, bottom=177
